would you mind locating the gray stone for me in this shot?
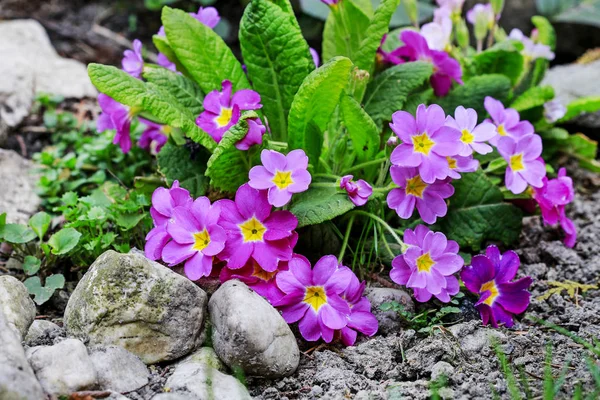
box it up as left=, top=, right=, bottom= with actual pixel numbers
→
left=0, top=310, right=45, bottom=400
left=64, top=250, right=208, bottom=364
left=542, top=59, right=600, bottom=128
left=0, top=275, right=36, bottom=340
left=365, top=287, right=414, bottom=335
left=448, top=322, right=506, bottom=357
left=165, top=362, right=252, bottom=400
left=0, top=149, right=41, bottom=225
left=26, top=338, right=97, bottom=395
left=89, top=345, right=150, bottom=393
left=177, top=347, right=226, bottom=372
left=152, top=394, right=196, bottom=400
left=209, top=280, right=299, bottom=378
left=25, top=320, right=62, bottom=346
left=430, top=361, right=455, bottom=381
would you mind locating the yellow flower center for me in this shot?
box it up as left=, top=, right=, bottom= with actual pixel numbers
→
left=252, top=262, right=277, bottom=282
left=416, top=252, right=435, bottom=272
left=304, top=286, right=327, bottom=311
left=412, top=133, right=435, bottom=155
left=239, top=217, right=266, bottom=243
left=510, top=153, right=525, bottom=172
left=447, top=156, right=457, bottom=169
left=461, top=129, right=474, bottom=144
left=215, top=107, right=233, bottom=127
left=405, top=175, right=428, bottom=198
left=161, top=125, right=173, bottom=135
left=272, top=170, right=294, bottom=190
left=497, top=124, right=507, bottom=136
left=480, top=280, right=499, bottom=306
left=192, top=229, right=211, bottom=252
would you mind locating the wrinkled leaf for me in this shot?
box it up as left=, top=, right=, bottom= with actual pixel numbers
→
left=290, top=187, right=355, bottom=228
left=143, top=65, right=205, bottom=116
left=339, top=94, right=380, bottom=161
left=157, top=142, right=210, bottom=196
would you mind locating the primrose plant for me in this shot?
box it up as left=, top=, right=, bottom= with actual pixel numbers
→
left=86, top=0, right=600, bottom=343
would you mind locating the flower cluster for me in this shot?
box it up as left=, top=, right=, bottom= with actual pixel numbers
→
left=509, top=28, right=555, bottom=61
left=461, top=245, right=532, bottom=327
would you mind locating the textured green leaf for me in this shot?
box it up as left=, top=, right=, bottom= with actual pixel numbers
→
left=143, top=65, right=205, bottom=116
left=354, top=0, right=400, bottom=72
left=23, top=256, right=41, bottom=276
left=559, top=96, right=600, bottom=123
left=289, top=187, right=355, bottom=228
left=363, top=62, right=433, bottom=127
left=531, top=16, right=556, bottom=87
left=339, top=95, right=380, bottom=161
left=162, top=7, right=250, bottom=94
left=322, top=0, right=371, bottom=63
left=29, top=212, right=51, bottom=241
left=436, top=74, right=512, bottom=119
left=157, top=142, right=210, bottom=197
left=510, top=85, right=555, bottom=112
left=436, top=169, right=522, bottom=251
left=0, top=224, right=37, bottom=244
left=88, top=64, right=146, bottom=107
left=239, top=0, right=314, bottom=140
left=471, top=42, right=525, bottom=85
left=206, top=112, right=261, bottom=192
left=288, top=57, right=353, bottom=168
left=152, top=35, right=191, bottom=76
left=48, top=228, right=81, bottom=255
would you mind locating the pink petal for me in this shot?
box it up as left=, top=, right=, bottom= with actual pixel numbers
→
left=248, top=166, right=275, bottom=190
left=264, top=211, right=297, bottom=240
left=312, top=255, right=338, bottom=286
left=298, top=309, right=322, bottom=341
left=184, top=252, right=213, bottom=280
left=162, top=240, right=194, bottom=265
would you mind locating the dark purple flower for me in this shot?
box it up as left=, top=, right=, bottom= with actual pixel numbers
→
left=196, top=80, right=266, bottom=150
left=96, top=94, right=135, bottom=153
left=217, top=184, right=297, bottom=272
left=338, top=267, right=378, bottom=345
left=138, top=118, right=168, bottom=154
left=122, top=39, right=143, bottom=79
left=387, top=30, right=463, bottom=96
left=275, top=255, right=352, bottom=342
left=532, top=168, right=577, bottom=248
left=340, top=175, right=373, bottom=206
left=461, top=245, right=532, bottom=328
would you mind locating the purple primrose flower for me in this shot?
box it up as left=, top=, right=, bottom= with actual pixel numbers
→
left=461, top=245, right=532, bottom=328
left=340, top=175, right=373, bottom=206
left=391, top=225, right=463, bottom=302
left=338, top=268, right=378, bottom=346
left=484, top=96, right=534, bottom=146
left=543, top=99, right=566, bottom=123
left=248, top=149, right=312, bottom=207
left=138, top=118, right=168, bottom=154
left=122, top=39, right=143, bottom=79
left=497, top=134, right=546, bottom=194
left=96, top=94, right=136, bottom=153
left=445, top=106, right=496, bottom=156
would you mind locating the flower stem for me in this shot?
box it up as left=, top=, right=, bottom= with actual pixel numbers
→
left=338, top=215, right=355, bottom=263
left=342, top=158, right=388, bottom=175
left=349, top=210, right=406, bottom=252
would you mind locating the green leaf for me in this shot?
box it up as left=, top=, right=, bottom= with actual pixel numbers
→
left=322, top=0, right=371, bottom=63
left=61, top=192, right=78, bottom=207
left=559, top=96, right=600, bottom=123
left=0, top=213, right=5, bottom=227
left=510, top=85, right=555, bottom=112
left=45, top=274, right=65, bottom=290
left=157, top=142, right=210, bottom=196
left=29, top=212, right=51, bottom=241
left=436, top=169, right=523, bottom=251
left=24, top=274, right=65, bottom=305
left=143, top=65, right=205, bottom=115
left=115, top=213, right=147, bottom=230
left=205, top=112, right=260, bottom=192
left=88, top=64, right=146, bottom=108
left=162, top=6, right=250, bottom=94
left=530, top=16, right=556, bottom=87
left=48, top=228, right=82, bottom=255
left=288, top=57, right=353, bottom=168
left=470, top=41, right=525, bottom=85
left=339, top=94, right=379, bottom=161
left=23, top=256, right=41, bottom=276
left=240, top=0, right=314, bottom=141
left=354, top=0, right=401, bottom=72
left=436, top=74, right=512, bottom=119
left=363, top=62, right=433, bottom=127
left=152, top=35, right=192, bottom=76
left=289, top=187, right=355, bottom=228
left=0, top=224, right=37, bottom=244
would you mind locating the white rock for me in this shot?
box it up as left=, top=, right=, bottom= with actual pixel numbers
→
left=430, top=361, right=455, bottom=381
left=0, top=275, right=37, bottom=340
left=165, top=362, right=252, bottom=400
left=89, top=345, right=149, bottom=393
left=26, top=338, right=97, bottom=396
left=64, top=250, right=208, bottom=364
left=0, top=309, right=45, bottom=400
left=0, top=149, right=41, bottom=225
left=152, top=394, right=196, bottom=400
left=177, top=346, right=225, bottom=372
left=209, top=280, right=299, bottom=378
left=25, top=319, right=62, bottom=346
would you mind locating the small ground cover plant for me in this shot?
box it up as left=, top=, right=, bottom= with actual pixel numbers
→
left=13, top=0, right=599, bottom=340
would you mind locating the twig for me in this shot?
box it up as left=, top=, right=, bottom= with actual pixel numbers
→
left=368, top=273, right=396, bottom=288
left=15, top=134, right=27, bottom=157
left=69, top=391, right=112, bottom=399
left=91, top=24, right=158, bottom=63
